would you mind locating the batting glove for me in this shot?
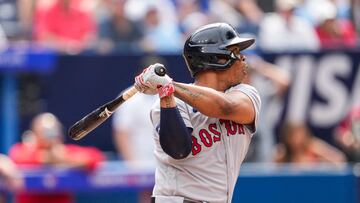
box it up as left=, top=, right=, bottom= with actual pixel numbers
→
left=135, top=74, right=158, bottom=95
left=136, top=63, right=175, bottom=98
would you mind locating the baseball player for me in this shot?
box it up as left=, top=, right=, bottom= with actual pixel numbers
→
left=135, top=23, right=261, bottom=203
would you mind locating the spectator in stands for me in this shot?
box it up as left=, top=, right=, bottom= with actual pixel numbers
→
left=0, top=154, right=23, bottom=203
left=242, top=51, right=290, bottom=162
left=122, top=0, right=182, bottom=53
left=177, top=0, right=209, bottom=38
left=0, top=1, right=10, bottom=49
left=96, top=0, right=143, bottom=54
left=112, top=56, right=160, bottom=167
left=207, top=0, right=263, bottom=35
left=124, top=0, right=178, bottom=26
left=137, top=3, right=182, bottom=53
left=352, top=0, right=360, bottom=38
left=0, top=0, right=21, bottom=40
left=296, top=0, right=351, bottom=25
left=0, top=24, right=7, bottom=51
left=258, top=0, right=320, bottom=51
left=333, top=0, right=352, bottom=20
left=33, top=0, right=96, bottom=54
left=112, top=92, right=157, bottom=167
left=313, top=0, right=357, bottom=50
left=274, top=122, right=346, bottom=164
left=207, top=0, right=243, bottom=32
left=9, top=112, right=105, bottom=203
left=112, top=56, right=163, bottom=203
left=17, top=0, right=35, bottom=39
left=334, top=104, right=360, bottom=162
left=235, top=0, right=264, bottom=34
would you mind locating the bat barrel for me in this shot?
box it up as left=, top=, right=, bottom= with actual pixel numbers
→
left=68, top=106, right=112, bottom=140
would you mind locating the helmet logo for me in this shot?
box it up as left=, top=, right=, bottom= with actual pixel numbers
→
left=226, top=31, right=236, bottom=40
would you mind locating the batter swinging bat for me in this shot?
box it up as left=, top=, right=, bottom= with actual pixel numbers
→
left=68, top=65, right=166, bottom=140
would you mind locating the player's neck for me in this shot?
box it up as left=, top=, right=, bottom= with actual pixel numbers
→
left=194, top=71, right=231, bottom=92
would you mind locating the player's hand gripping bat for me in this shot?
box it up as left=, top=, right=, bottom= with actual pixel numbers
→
left=68, top=65, right=166, bottom=140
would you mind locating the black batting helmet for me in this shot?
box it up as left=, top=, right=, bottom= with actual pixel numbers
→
left=183, top=23, right=255, bottom=77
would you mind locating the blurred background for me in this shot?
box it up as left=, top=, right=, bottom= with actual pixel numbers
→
left=0, top=0, right=359, bottom=202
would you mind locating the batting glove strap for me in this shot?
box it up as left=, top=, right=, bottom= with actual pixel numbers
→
left=134, top=75, right=157, bottom=95
left=135, top=75, right=146, bottom=91
left=158, top=83, right=175, bottom=98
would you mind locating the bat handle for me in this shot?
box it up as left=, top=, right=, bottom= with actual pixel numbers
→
left=154, top=64, right=167, bottom=76
left=122, top=86, right=138, bottom=100
left=124, top=65, right=166, bottom=101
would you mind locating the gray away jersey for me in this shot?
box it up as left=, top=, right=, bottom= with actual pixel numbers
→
left=150, top=84, right=261, bottom=203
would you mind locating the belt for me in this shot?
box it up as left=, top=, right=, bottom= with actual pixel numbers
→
left=151, top=197, right=207, bottom=203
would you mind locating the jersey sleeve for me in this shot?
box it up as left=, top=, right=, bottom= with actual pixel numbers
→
left=229, top=84, right=261, bottom=134
left=175, top=99, right=193, bottom=129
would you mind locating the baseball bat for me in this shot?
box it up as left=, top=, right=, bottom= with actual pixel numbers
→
left=68, top=65, right=166, bottom=140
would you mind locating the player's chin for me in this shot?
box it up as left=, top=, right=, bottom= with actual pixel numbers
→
left=241, top=65, right=248, bottom=76
left=244, top=62, right=249, bottom=70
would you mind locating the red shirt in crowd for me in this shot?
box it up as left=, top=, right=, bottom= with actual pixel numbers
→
left=9, top=143, right=105, bottom=203
left=33, top=0, right=96, bottom=52
left=316, top=20, right=357, bottom=49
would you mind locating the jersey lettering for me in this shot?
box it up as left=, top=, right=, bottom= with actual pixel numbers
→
left=199, top=129, right=213, bottom=147
left=219, top=119, right=237, bottom=136
left=191, top=136, right=202, bottom=156
left=208, top=123, right=221, bottom=142
left=191, top=121, right=245, bottom=156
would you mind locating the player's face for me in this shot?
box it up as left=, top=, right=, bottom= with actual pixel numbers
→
left=227, top=46, right=248, bottom=84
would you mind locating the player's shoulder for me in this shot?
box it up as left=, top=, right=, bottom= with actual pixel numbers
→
left=228, top=84, right=261, bottom=109
left=226, top=83, right=259, bottom=94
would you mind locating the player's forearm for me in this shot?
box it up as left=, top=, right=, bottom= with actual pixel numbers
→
left=173, top=82, right=235, bottom=118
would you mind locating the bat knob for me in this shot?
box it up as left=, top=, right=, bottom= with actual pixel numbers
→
left=154, top=64, right=167, bottom=76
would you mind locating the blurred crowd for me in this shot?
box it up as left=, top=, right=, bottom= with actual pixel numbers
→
left=0, top=0, right=357, bottom=165
left=1, top=113, right=105, bottom=203
left=0, top=0, right=359, bottom=54
left=0, top=1, right=360, bottom=202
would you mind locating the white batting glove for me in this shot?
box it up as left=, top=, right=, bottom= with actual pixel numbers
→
left=135, top=63, right=175, bottom=98
left=135, top=74, right=158, bottom=95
